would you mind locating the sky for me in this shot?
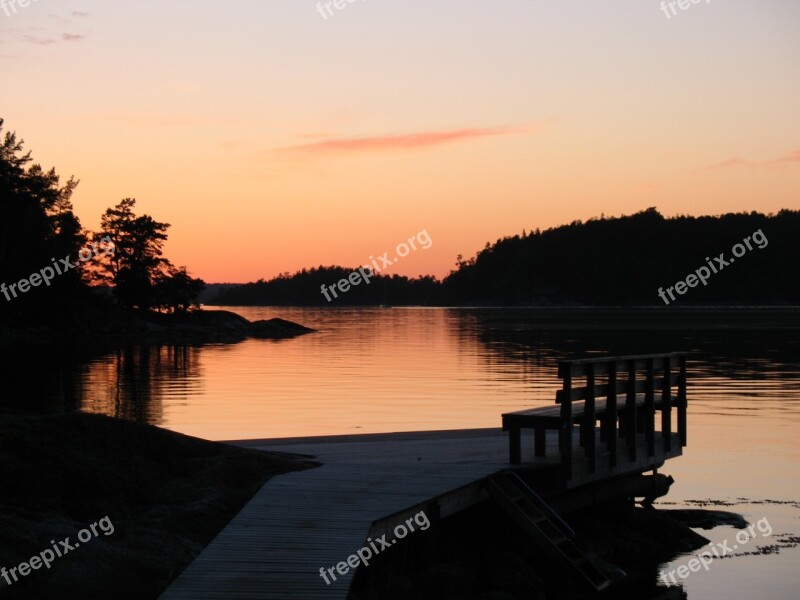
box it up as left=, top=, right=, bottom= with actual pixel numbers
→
left=1, top=0, right=799, bottom=282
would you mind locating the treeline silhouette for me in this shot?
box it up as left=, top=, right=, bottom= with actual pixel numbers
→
left=211, top=268, right=442, bottom=306
left=212, top=208, right=800, bottom=306
left=1, top=119, right=87, bottom=324
left=444, top=208, right=799, bottom=305
left=0, top=119, right=204, bottom=328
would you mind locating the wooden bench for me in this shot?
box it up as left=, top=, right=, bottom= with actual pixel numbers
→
left=502, top=353, right=687, bottom=478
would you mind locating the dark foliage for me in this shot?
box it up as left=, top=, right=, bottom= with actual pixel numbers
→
left=442, top=207, right=799, bottom=305
left=0, top=119, right=87, bottom=323
left=96, top=198, right=206, bottom=312
left=0, top=119, right=205, bottom=323
left=211, top=267, right=442, bottom=306
left=212, top=208, right=799, bottom=307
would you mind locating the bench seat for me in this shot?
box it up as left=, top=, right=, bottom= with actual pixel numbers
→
left=502, top=394, right=673, bottom=464
left=501, top=353, right=687, bottom=476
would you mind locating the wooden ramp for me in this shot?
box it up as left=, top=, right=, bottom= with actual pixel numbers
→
left=160, top=427, right=681, bottom=600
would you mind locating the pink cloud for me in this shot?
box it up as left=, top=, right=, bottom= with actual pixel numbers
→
left=280, top=126, right=530, bottom=155
left=769, top=149, right=800, bottom=165
left=704, top=149, right=800, bottom=171
left=18, top=34, right=58, bottom=46
left=14, top=31, right=86, bottom=45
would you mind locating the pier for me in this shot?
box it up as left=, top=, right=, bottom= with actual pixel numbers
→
left=161, top=353, right=687, bottom=599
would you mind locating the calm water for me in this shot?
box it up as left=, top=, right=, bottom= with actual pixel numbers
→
left=4, top=307, right=800, bottom=598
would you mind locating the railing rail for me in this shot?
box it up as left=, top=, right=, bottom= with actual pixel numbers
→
left=557, top=352, right=687, bottom=479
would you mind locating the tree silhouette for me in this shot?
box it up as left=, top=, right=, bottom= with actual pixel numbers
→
left=98, top=198, right=171, bottom=309
left=0, top=119, right=85, bottom=321
left=152, top=265, right=206, bottom=313
left=97, top=199, right=204, bottom=312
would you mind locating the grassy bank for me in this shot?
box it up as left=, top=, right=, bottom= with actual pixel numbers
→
left=0, top=411, right=317, bottom=599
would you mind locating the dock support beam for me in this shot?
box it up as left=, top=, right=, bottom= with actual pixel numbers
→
left=560, top=372, right=573, bottom=480
left=678, top=354, right=687, bottom=446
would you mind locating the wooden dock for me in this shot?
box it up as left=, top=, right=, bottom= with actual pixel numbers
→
left=160, top=426, right=681, bottom=599
left=161, top=352, right=687, bottom=599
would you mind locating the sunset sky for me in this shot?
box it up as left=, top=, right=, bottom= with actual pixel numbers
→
left=2, top=0, right=798, bottom=282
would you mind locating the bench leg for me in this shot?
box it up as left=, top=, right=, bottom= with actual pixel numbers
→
left=509, top=426, right=521, bottom=464
left=576, top=417, right=585, bottom=447
left=636, top=410, right=646, bottom=434
left=600, top=414, right=611, bottom=442
left=534, top=424, right=546, bottom=457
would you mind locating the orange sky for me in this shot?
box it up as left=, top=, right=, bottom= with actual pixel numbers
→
left=2, top=0, right=798, bottom=281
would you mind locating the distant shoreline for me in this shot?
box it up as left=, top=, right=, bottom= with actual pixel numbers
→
left=213, top=305, right=800, bottom=329
left=0, top=308, right=315, bottom=350
left=209, top=303, right=800, bottom=310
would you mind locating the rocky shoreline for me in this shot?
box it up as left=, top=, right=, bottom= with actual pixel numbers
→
left=0, top=308, right=315, bottom=349
left=0, top=411, right=318, bottom=599
left=145, top=310, right=316, bottom=342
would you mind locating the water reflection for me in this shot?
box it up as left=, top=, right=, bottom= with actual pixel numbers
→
left=1, top=307, right=798, bottom=599
left=2, top=307, right=799, bottom=436
left=0, top=342, right=87, bottom=413
left=454, top=308, right=800, bottom=411
left=80, top=344, right=202, bottom=425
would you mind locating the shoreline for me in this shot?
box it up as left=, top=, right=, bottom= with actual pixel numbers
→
left=212, top=304, right=800, bottom=331
left=4, top=414, right=793, bottom=599
left=0, top=411, right=318, bottom=599
left=0, top=308, right=315, bottom=350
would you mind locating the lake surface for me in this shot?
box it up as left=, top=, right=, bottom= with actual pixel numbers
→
left=4, top=306, right=799, bottom=598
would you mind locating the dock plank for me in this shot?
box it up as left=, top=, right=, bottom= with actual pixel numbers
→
left=160, top=427, right=680, bottom=599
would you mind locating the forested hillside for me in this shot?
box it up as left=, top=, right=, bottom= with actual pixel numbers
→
left=211, top=208, right=799, bottom=307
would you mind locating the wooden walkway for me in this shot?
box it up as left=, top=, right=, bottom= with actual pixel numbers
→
left=160, top=427, right=681, bottom=600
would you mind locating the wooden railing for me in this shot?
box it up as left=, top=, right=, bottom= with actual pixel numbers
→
left=557, top=352, right=687, bottom=479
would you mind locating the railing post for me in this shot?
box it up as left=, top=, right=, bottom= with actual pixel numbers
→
left=645, top=358, right=655, bottom=457
left=585, top=363, right=596, bottom=474
left=678, top=354, right=687, bottom=446
left=544, top=353, right=686, bottom=483
left=662, top=356, right=672, bottom=452
left=560, top=367, right=573, bottom=481
left=626, top=360, right=637, bottom=461
left=606, top=362, right=617, bottom=468
left=509, top=425, right=521, bottom=464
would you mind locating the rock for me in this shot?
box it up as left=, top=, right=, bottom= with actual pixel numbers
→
left=659, top=509, right=748, bottom=530
left=0, top=308, right=315, bottom=348
left=248, top=317, right=316, bottom=339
